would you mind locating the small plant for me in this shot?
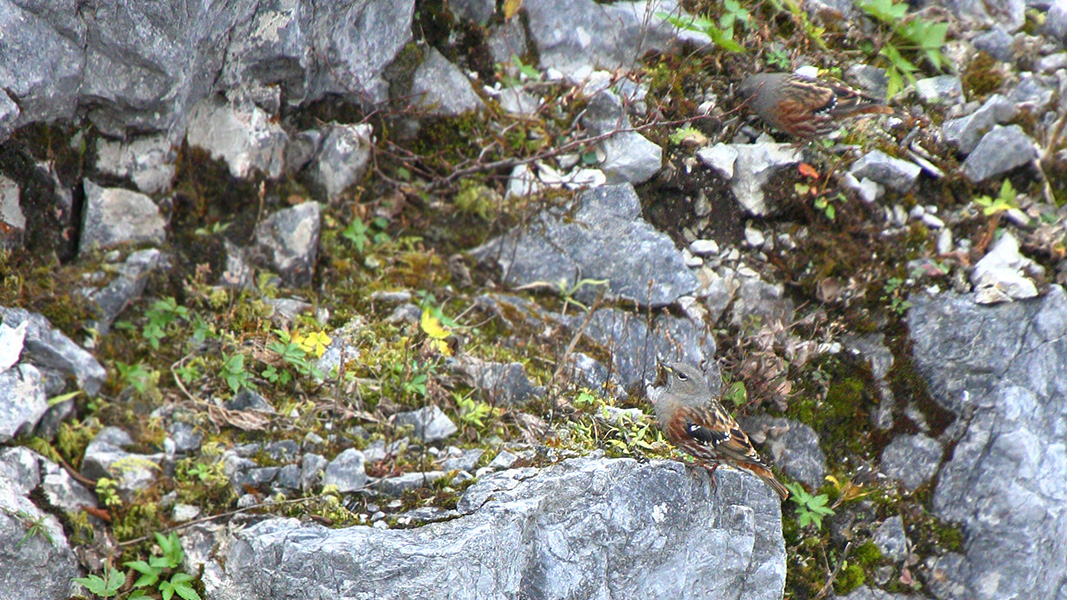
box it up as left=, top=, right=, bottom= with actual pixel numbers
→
left=785, top=481, right=836, bottom=529
left=794, top=183, right=845, bottom=221
left=193, top=221, right=231, bottom=237
left=659, top=12, right=745, bottom=53
left=95, top=477, right=122, bottom=508
left=265, top=330, right=327, bottom=383
left=766, top=48, right=792, bottom=71
left=720, top=380, right=748, bottom=409
left=765, top=0, right=829, bottom=49
left=858, top=0, right=948, bottom=97
left=292, top=330, right=332, bottom=358
left=973, top=179, right=1018, bottom=216
left=124, top=532, right=202, bottom=600
left=74, top=566, right=125, bottom=598
left=115, top=362, right=156, bottom=395
left=815, top=192, right=847, bottom=221
left=141, top=297, right=190, bottom=350
left=517, top=276, right=607, bottom=314
left=8, top=509, right=55, bottom=549
left=883, top=276, right=912, bottom=315
left=454, top=391, right=493, bottom=429
left=454, top=180, right=500, bottom=222
left=341, top=216, right=389, bottom=254
left=497, top=53, right=543, bottom=87
left=573, top=390, right=602, bottom=410
left=219, top=352, right=253, bottom=394
left=668, top=125, right=704, bottom=146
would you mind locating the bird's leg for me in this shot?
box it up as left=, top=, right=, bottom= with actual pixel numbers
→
left=700, top=461, right=720, bottom=490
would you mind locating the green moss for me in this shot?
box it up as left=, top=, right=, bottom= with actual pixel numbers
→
left=936, top=521, right=963, bottom=552
left=834, top=562, right=866, bottom=595
left=853, top=540, right=884, bottom=565
left=961, top=52, right=1003, bottom=98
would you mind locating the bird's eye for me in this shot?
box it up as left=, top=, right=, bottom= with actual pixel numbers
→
left=676, top=371, right=688, bottom=381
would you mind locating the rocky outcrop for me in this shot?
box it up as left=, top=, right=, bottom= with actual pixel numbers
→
left=203, top=458, right=785, bottom=600
left=907, top=287, right=1067, bottom=600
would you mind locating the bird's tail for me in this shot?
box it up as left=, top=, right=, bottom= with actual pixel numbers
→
left=746, top=464, right=790, bottom=501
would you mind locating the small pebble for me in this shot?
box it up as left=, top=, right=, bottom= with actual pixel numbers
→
left=690, top=239, right=719, bottom=256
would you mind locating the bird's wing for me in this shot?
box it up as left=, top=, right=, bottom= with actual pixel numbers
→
left=684, top=404, right=772, bottom=469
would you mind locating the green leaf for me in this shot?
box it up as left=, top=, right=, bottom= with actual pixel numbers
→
left=74, top=567, right=125, bottom=598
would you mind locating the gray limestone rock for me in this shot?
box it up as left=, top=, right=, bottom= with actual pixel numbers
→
left=836, top=586, right=926, bottom=600
left=524, top=0, right=685, bottom=78
left=728, top=143, right=803, bottom=216
left=880, top=433, right=943, bottom=492
left=559, top=307, right=717, bottom=390
left=849, top=150, right=921, bottom=193
left=972, top=26, right=1015, bottom=61
left=907, top=286, right=1067, bottom=600
left=472, top=184, right=698, bottom=308
left=1007, top=73, right=1055, bottom=112
left=202, top=458, right=785, bottom=600
left=80, top=180, right=166, bottom=256
left=78, top=2, right=252, bottom=136
left=962, top=125, right=1036, bottom=183
left=323, top=448, right=367, bottom=493
left=872, top=515, right=910, bottom=563
left=252, top=201, right=321, bottom=287
left=449, top=357, right=545, bottom=405
left=225, top=389, right=275, bottom=413
left=185, top=96, right=288, bottom=180
left=168, top=421, right=203, bottom=454
left=377, top=471, right=450, bottom=496
left=307, top=1, right=416, bottom=107
left=449, top=0, right=495, bottom=23
left=440, top=448, right=485, bottom=472
left=0, top=364, right=47, bottom=443
left=915, top=75, right=964, bottom=104
left=729, top=276, right=796, bottom=327
left=217, top=0, right=315, bottom=104
left=273, top=464, right=301, bottom=492
left=0, top=175, right=23, bottom=250
left=300, top=453, right=328, bottom=493
left=487, top=19, right=529, bottom=65
left=1048, top=2, right=1067, bottom=45
left=0, top=89, right=19, bottom=143
left=0, top=448, right=81, bottom=600
left=698, top=143, right=740, bottom=179
left=82, top=249, right=165, bottom=335
left=81, top=427, right=164, bottom=500
left=0, top=2, right=83, bottom=128
left=944, top=0, right=1025, bottom=31
left=582, top=90, right=662, bottom=184
left=409, top=48, right=486, bottom=116
left=94, top=136, right=177, bottom=193
left=484, top=450, right=519, bottom=471
left=942, top=94, right=1016, bottom=155
left=312, top=123, right=373, bottom=199
left=0, top=307, right=107, bottom=396
left=395, top=406, right=458, bottom=443
left=741, top=416, right=826, bottom=489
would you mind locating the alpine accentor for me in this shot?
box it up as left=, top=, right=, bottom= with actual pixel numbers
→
left=738, top=72, right=892, bottom=139
left=648, top=361, right=789, bottom=500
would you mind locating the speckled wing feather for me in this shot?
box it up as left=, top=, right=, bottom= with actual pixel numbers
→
left=668, top=404, right=790, bottom=500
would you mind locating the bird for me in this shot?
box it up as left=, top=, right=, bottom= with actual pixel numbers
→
left=647, top=361, right=789, bottom=500
left=737, top=72, right=893, bottom=140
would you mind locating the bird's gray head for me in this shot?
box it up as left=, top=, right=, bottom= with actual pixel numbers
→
left=649, top=361, right=711, bottom=409
left=738, top=73, right=775, bottom=101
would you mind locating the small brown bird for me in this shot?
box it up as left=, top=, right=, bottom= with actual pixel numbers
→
left=648, top=361, right=789, bottom=500
left=738, top=72, right=893, bottom=139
